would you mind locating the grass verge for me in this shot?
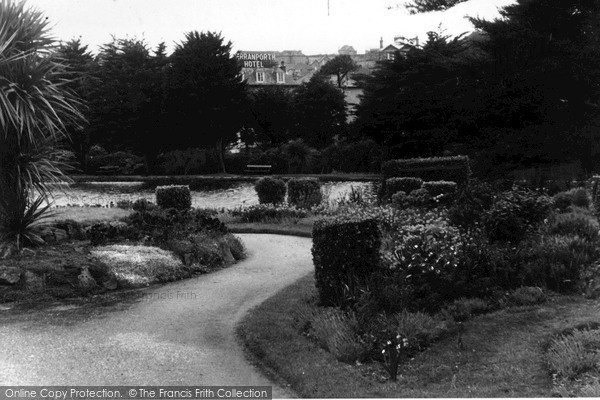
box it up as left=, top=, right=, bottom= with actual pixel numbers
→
left=238, top=273, right=600, bottom=398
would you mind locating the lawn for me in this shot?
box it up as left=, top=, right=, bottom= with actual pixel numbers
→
left=238, top=273, right=600, bottom=398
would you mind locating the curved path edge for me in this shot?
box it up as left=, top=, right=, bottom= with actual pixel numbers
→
left=0, top=234, right=313, bottom=399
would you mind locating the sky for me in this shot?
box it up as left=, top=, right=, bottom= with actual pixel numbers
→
left=26, top=0, right=515, bottom=55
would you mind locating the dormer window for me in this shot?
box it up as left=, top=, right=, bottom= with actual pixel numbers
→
left=256, top=71, right=265, bottom=83
left=276, top=71, right=285, bottom=83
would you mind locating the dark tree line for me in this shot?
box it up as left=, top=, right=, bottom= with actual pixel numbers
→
left=355, top=0, right=600, bottom=175
left=56, top=32, right=348, bottom=174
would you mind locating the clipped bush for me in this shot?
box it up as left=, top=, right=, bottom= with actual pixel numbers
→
left=383, top=177, right=423, bottom=200
left=132, top=198, right=156, bottom=212
left=549, top=213, right=600, bottom=241
left=381, top=155, right=470, bottom=186
left=254, top=177, right=286, bottom=204
left=553, top=191, right=573, bottom=212
left=287, top=178, right=322, bottom=208
left=567, top=187, right=590, bottom=208
left=155, top=185, right=192, bottom=210
left=312, top=215, right=381, bottom=307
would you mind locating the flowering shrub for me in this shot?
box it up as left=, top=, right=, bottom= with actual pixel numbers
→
left=254, top=177, right=286, bottom=204
left=447, top=179, right=495, bottom=228
left=229, top=204, right=308, bottom=223
left=485, top=189, right=553, bottom=243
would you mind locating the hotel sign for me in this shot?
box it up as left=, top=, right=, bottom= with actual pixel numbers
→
left=236, top=51, right=277, bottom=68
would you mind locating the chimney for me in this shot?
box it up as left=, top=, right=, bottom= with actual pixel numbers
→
left=380, top=37, right=383, bottom=49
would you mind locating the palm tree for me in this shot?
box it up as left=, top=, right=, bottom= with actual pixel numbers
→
left=0, top=0, right=84, bottom=252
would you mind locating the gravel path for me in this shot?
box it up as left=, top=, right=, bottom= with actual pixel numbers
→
left=0, top=234, right=313, bottom=398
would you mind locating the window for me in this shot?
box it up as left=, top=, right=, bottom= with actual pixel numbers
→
left=256, top=71, right=265, bottom=83
left=386, top=52, right=395, bottom=60
left=276, top=71, right=285, bottom=83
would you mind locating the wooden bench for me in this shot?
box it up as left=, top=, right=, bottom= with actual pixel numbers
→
left=244, top=164, right=272, bottom=174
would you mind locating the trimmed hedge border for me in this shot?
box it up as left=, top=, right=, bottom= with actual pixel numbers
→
left=381, top=156, right=470, bottom=186
left=312, top=215, right=381, bottom=307
left=155, top=185, right=192, bottom=210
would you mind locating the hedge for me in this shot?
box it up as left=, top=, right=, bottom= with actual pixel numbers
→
left=287, top=178, right=322, bottom=208
left=381, top=156, right=470, bottom=186
left=155, top=185, right=192, bottom=210
left=312, top=215, right=381, bottom=307
left=255, top=177, right=286, bottom=204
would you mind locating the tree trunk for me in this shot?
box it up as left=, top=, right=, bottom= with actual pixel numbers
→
left=217, top=138, right=227, bottom=174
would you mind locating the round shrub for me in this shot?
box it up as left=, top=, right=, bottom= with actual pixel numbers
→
left=553, top=192, right=573, bottom=212
left=254, top=177, right=286, bottom=204
left=288, top=178, right=322, bottom=209
left=155, top=185, right=192, bottom=210
left=406, top=188, right=434, bottom=208
left=568, top=188, right=590, bottom=208
left=485, top=199, right=528, bottom=243
left=391, top=191, right=408, bottom=208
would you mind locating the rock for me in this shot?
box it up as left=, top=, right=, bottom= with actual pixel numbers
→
left=53, top=228, right=68, bottom=242
left=38, top=227, right=56, bottom=244
left=0, top=243, right=18, bottom=259
left=23, top=271, right=45, bottom=293
left=78, top=267, right=98, bottom=290
left=0, top=266, right=21, bottom=285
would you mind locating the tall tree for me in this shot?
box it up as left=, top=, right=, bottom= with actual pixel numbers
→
left=247, top=86, right=294, bottom=146
left=469, top=0, right=600, bottom=170
left=0, top=0, right=83, bottom=251
left=318, top=54, right=359, bottom=88
left=354, top=31, right=480, bottom=156
left=292, top=75, right=347, bottom=148
left=87, top=37, right=167, bottom=172
left=165, top=31, right=247, bottom=173
left=55, top=38, right=96, bottom=172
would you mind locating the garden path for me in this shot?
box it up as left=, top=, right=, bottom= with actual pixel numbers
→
left=0, top=234, right=312, bottom=398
